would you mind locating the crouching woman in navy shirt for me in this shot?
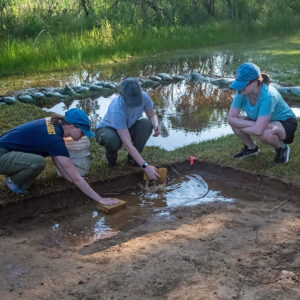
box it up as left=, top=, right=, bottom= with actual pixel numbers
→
left=0, top=108, right=120, bottom=205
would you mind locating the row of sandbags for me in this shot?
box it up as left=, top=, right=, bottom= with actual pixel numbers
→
left=1, top=72, right=300, bottom=106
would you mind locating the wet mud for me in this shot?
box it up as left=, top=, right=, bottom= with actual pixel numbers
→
left=1, top=161, right=300, bottom=299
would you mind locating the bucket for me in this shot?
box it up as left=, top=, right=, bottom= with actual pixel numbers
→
left=57, top=136, right=90, bottom=176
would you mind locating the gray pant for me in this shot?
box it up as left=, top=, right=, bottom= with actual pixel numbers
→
left=0, top=147, right=46, bottom=190
left=95, top=119, right=153, bottom=164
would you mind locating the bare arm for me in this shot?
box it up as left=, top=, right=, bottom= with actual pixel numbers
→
left=117, top=129, right=159, bottom=180
left=228, top=107, right=255, bottom=129
left=241, top=116, right=270, bottom=136
left=146, top=109, right=160, bottom=136
left=228, top=107, right=270, bottom=136
left=52, top=156, right=120, bottom=205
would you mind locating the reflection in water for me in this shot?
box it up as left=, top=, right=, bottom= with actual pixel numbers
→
left=45, top=80, right=300, bottom=150
left=45, top=81, right=235, bottom=150
left=42, top=51, right=300, bottom=151
left=136, top=174, right=233, bottom=209
left=0, top=52, right=236, bottom=95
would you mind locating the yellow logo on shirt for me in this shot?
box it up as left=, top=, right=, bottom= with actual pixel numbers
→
left=45, top=117, right=56, bottom=135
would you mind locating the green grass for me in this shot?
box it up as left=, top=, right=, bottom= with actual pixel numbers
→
left=0, top=24, right=244, bottom=76
left=0, top=103, right=299, bottom=206
left=1, top=32, right=300, bottom=96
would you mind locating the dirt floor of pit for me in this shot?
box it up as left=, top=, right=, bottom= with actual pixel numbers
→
left=1, top=164, right=300, bottom=300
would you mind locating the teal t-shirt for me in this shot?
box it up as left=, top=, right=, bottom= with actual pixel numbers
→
left=231, top=84, right=296, bottom=121
left=97, top=91, right=154, bottom=130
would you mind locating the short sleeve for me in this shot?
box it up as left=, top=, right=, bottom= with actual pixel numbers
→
left=47, top=140, right=69, bottom=157
left=143, top=92, right=154, bottom=111
left=231, top=93, right=244, bottom=110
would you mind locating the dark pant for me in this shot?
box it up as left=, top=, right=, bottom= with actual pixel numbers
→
left=279, top=118, right=298, bottom=144
left=0, top=147, right=46, bottom=190
left=95, top=119, right=153, bottom=164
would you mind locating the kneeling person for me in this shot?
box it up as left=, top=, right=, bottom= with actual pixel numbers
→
left=0, top=108, right=120, bottom=205
left=96, top=78, right=160, bottom=180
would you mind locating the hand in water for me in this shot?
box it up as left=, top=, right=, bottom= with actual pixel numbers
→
left=145, top=165, right=159, bottom=181
left=99, top=198, right=121, bottom=205
left=152, top=124, right=160, bottom=137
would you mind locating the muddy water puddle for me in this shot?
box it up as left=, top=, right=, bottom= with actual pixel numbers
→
left=7, top=171, right=255, bottom=249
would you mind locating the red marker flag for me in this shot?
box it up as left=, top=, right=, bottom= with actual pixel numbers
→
left=190, top=156, right=195, bottom=166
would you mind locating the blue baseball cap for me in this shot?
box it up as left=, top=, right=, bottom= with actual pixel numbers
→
left=65, top=108, right=94, bottom=138
left=119, top=78, right=143, bottom=107
left=230, top=62, right=260, bottom=90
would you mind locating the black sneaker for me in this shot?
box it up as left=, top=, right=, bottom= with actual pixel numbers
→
left=274, top=145, right=290, bottom=164
left=233, top=145, right=260, bottom=159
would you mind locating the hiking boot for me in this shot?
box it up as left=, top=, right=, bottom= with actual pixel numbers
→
left=274, top=145, right=290, bottom=164
left=127, top=155, right=140, bottom=168
left=105, top=150, right=117, bottom=167
left=233, top=145, right=260, bottom=159
left=5, top=177, right=28, bottom=195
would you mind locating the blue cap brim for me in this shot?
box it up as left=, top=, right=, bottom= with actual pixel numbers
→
left=230, top=80, right=249, bottom=91
left=80, top=127, right=94, bottom=138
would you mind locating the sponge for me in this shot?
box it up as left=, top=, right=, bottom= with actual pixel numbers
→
left=143, top=167, right=168, bottom=184
left=96, top=200, right=127, bottom=214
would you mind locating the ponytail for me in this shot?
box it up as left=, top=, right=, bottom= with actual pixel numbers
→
left=50, top=114, right=68, bottom=125
left=258, top=73, right=271, bottom=85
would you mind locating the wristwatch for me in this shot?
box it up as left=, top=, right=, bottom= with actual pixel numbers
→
left=141, top=162, right=148, bottom=169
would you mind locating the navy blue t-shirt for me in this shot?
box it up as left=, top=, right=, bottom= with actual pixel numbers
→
left=0, top=117, right=69, bottom=157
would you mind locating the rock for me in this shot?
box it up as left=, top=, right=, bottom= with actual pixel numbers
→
left=140, top=79, right=159, bottom=88
left=44, top=91, right=67, bottom=99
left=59, top=84, right=76, bottom=96
left=157, top=73, right=173, bottom=82
left=270, top=83, right=282, bottom=89
left=172, top=75, right=186, bottom=82
left=71, top=86, right=84, bottom=91
left=149, top=76, right=162, bottom=82
left=289, top=87, right=300, bottom=97
left=276, top=87, right=291, bottom=96
left=189, top=73, right=211, bottom=83
left=2, top=96, right=18, bottom=105
left=76, top=87, right=90, bottom=94
left=81, top=83, right=91, bottom=87
left=31, top=92, right=46, bottom=100
left=89, top=85, right=104, bottom=92
left=94, top=81, right=117, bottom=89
left=102, top=82, right=118, bottom=89
left=210, top=78, right=234, bottom=87
left=18, top=95, right=35, bottom=103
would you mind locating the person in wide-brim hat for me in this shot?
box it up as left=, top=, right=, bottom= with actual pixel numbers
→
left=228, top=62, right=297, bottom=164
left=0, top=108, right=120, bottom=205
left=95, top=77, right=160, bottom=181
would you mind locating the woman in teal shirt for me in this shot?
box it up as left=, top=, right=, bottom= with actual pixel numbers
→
left=228, top=62, right=297, bottom=164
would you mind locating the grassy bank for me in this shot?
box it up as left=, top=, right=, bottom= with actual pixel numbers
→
left=1, top=22, right=300, bottom=79
left=0, top=103, right=299, bottom=206
left=0, top=23, right=243, bottom=76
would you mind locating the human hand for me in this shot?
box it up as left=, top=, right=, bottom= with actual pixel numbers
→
left=145, top=165, right=159, bottom=180
left=98, top=198, right=121, bottom=206
left=152, top=123, right=160, bottom=137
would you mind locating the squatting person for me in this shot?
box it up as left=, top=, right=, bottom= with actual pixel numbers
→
left=0, top=108, right=120, bottom=205
left=228, top=62, right=297, bottom=164
left=95, top=77, right=160, bottom=180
